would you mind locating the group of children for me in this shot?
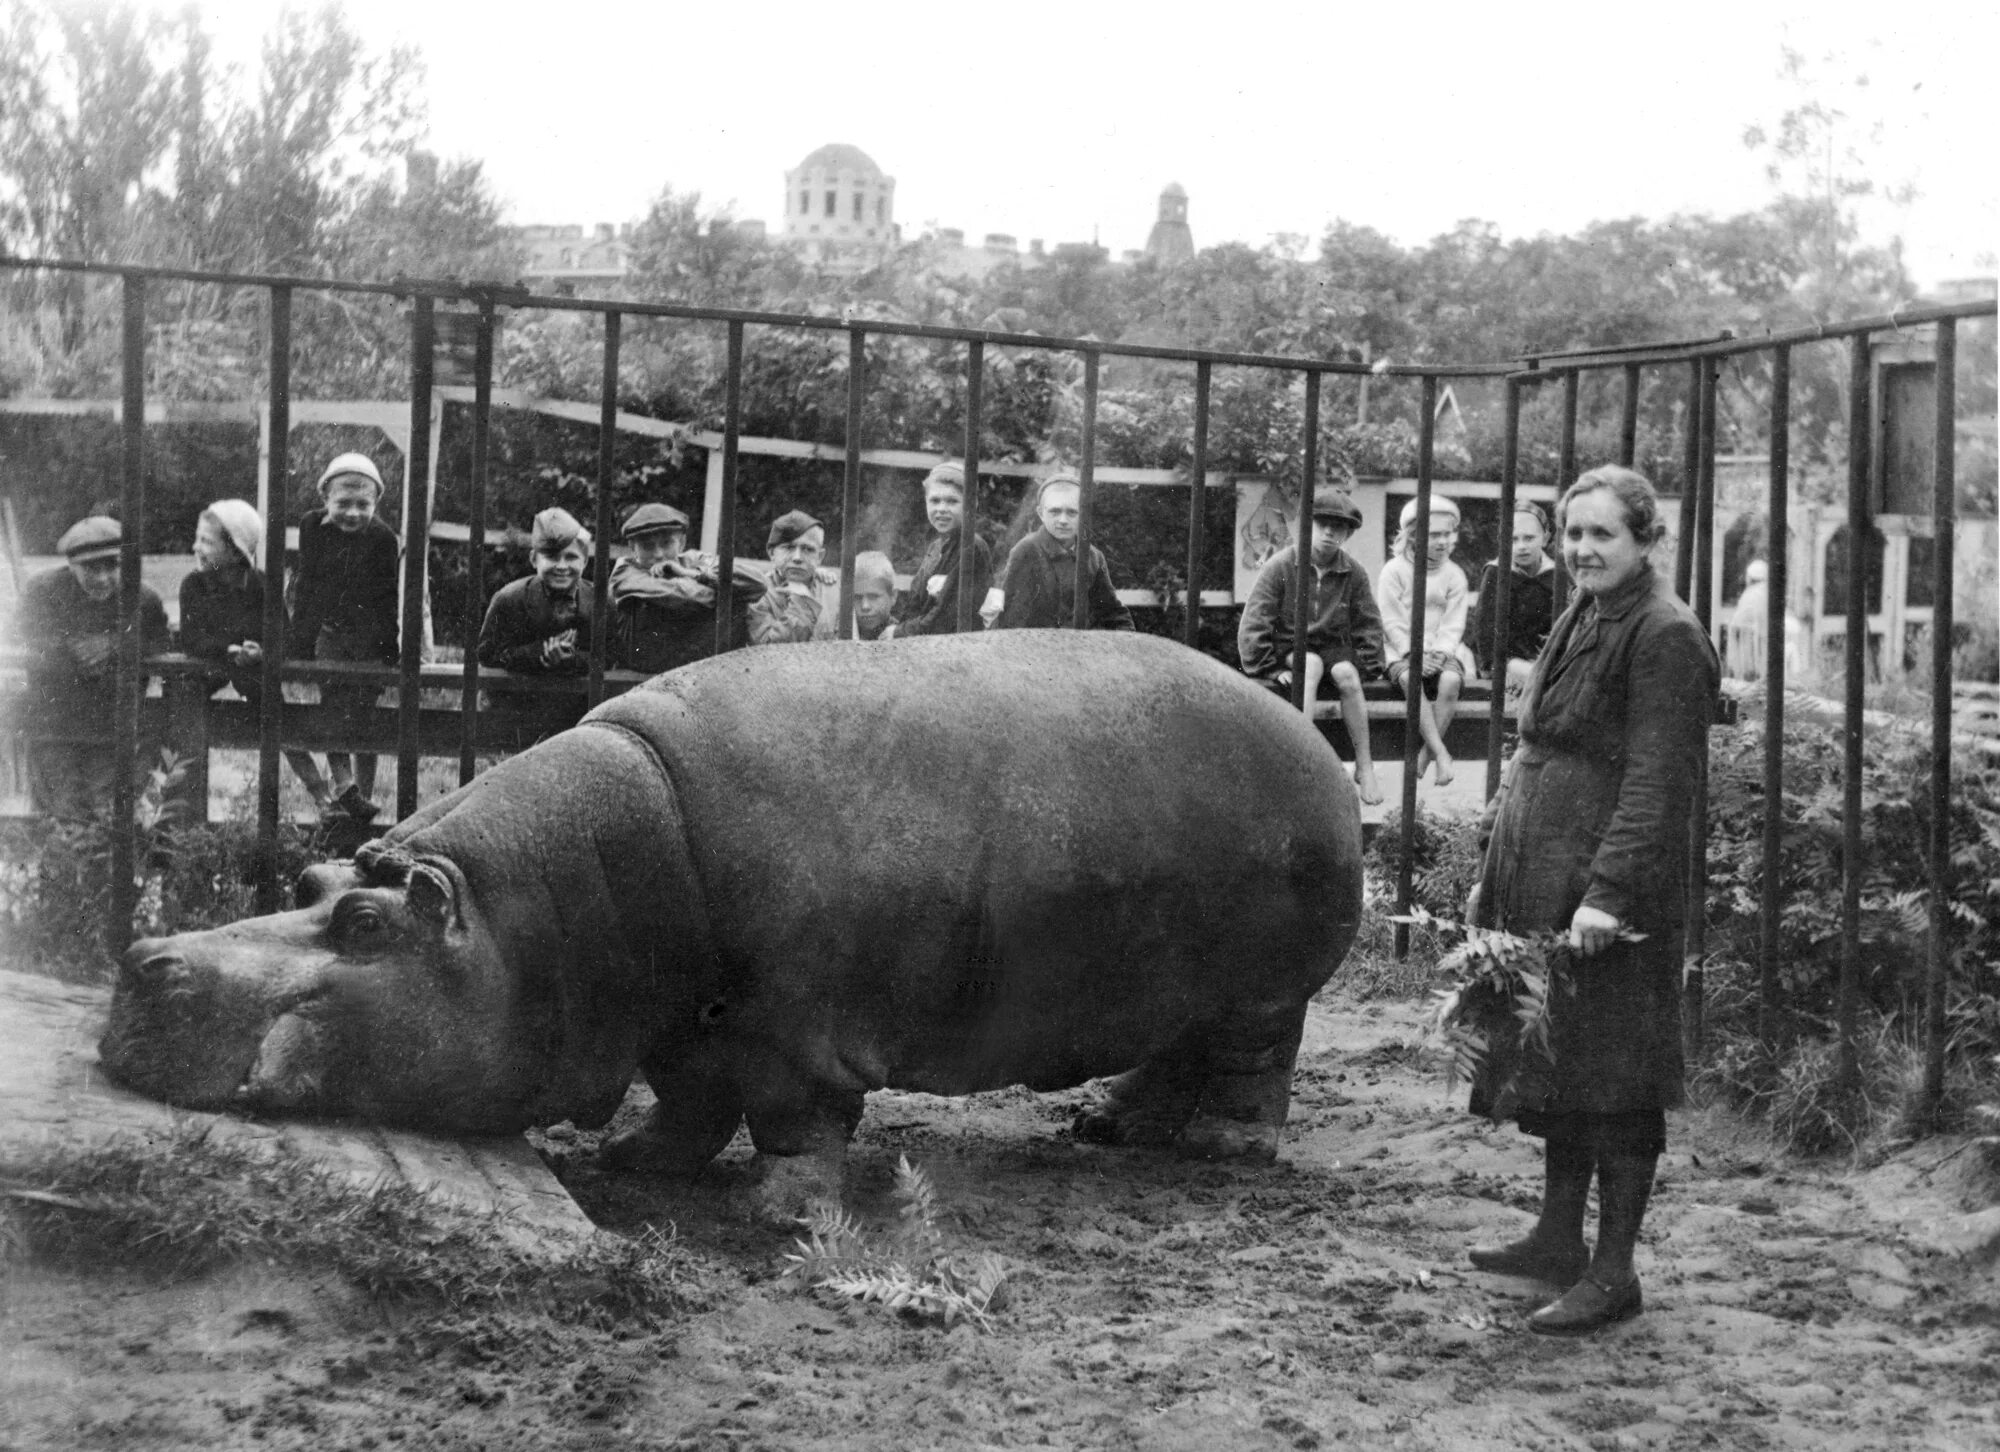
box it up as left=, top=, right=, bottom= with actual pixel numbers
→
left=23, top=444, right=1550, bottom=823
left=1236, top=486, right=1557, bottom=804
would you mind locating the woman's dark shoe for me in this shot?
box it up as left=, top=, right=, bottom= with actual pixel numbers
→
left=1527, top=1271, right=1642, bottom=1336
left=1467, top=1237, right=1589, bottom=1286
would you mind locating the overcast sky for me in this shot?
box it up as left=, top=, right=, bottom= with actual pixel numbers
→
left=192, top=0, right=1994, bottom=288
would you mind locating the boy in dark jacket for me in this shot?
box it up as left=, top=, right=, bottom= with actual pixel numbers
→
left=1238, top=486, right=1386, bottom=804
left=290, top=452, right=400, bottom=822
left=894, top=462, right=992, bottom=635
left=988, top=475, right=1133, bottom=632
left=20, top=515, right=169, bottom=818
left=478, top=507, right=593, bottom=675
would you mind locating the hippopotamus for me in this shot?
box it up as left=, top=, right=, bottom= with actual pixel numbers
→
left=101, top=632, right=1362, bottom=1216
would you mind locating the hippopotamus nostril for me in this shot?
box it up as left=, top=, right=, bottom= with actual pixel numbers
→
left=127, top=952, right=186, bottom=985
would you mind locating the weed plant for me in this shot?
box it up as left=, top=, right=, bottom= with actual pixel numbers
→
left=781, top=1155, right=1009, bottom=1331
left=0, top=1126, right=711, bottom=1326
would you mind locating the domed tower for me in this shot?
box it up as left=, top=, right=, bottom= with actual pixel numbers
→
left=783, top=143, right=897, bottom=255
left=1144, top=182, right=1194, bottom=266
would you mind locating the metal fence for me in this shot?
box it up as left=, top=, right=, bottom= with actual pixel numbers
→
left=2, top=253, right=1993, bottom=1118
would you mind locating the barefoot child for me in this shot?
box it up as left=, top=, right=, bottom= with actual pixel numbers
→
left=1376, top=494, right=1471, bottom=786
left=1237, top=485, right=1386, bottom=804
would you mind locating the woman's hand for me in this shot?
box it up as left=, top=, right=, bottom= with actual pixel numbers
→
left=1569, top=904, right=1621, bottom=957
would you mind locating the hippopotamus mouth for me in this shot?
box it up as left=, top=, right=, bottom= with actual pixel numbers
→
left=98, top=945, right=342, bottom=1117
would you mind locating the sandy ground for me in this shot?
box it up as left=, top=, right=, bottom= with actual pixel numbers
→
left=4, top=985, right=1998, bottom=1452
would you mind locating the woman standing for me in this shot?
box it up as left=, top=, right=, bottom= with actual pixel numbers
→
left=1464, top=466, right=1718, bottom=1335
left=1469, top=500, right=1558, bottom=696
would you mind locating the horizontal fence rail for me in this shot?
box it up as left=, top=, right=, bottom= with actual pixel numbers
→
left=1, top=252, right=1993, bottom=1129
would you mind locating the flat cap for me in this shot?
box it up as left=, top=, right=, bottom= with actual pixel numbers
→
left=767, top=509, right=823, bottom=549
left=921, top=461, right=966, bottom=491
left=621, top=502, right=691, bottom=540
left=58, top=515, right=122, bottom=561
left=1309, top=487, right=1363, bottom=527
left=318, top=452, right=385, bottom=492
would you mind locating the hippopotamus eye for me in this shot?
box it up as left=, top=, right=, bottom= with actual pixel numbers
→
left=330, top=898, right=392, bottom=949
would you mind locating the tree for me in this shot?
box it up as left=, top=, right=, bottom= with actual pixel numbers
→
left=0, top=1, right=177, bottom=349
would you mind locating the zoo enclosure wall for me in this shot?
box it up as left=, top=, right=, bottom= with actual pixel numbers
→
left=1, top=253, right=1992, bottom=1119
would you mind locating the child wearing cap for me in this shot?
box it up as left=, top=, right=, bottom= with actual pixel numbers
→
left=1238, top=485, right=1387, bottom=805
left=1376, top=493, right=1472, bottom=786
left=893, top=462, right=992, bottom=636
left=746, top=510, right=837, bottom=645
left=20, top=514, right=169, bottom=818
left=608, top=502, right=741, bottom=672
left=988, top=474, right=1133, bottom=632
left=290, top=452, right=401, bottom=822
left=851, top=551, right=899, bottom=641
left=478, top=507, right=595, bottom=676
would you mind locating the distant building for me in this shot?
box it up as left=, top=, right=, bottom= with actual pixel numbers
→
left=782, top=143, right=899, bottom=271
left=1143, top=182, right=1194, bottom=266
left=515, top=223, right=631, bottom=297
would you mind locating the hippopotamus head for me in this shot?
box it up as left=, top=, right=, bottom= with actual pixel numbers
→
left=98, top=839, right=590, bottom=1134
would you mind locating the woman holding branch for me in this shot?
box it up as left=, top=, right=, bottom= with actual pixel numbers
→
left=1463, top=465, right=1718, bottom=1335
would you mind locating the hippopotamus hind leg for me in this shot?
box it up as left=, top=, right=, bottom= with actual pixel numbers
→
left=1073, top=1025, right=1206, bottom=1147
left=1174, top=1001, right=1310, bottom=1165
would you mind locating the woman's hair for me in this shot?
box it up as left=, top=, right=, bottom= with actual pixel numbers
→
left=1558, top=465, right=1667, bottom=548
left=1391, top=493, right=1460, bottom=561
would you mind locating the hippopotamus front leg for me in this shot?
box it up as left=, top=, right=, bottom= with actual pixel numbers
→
left=600, top=1043, right=745, bottom=1177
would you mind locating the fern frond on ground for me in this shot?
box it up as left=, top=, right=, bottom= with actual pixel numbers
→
left=780, top=1155, right=1009, bottom=1332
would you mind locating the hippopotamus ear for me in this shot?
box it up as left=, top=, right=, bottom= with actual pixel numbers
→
left=405, top=862, right=458, bottom=929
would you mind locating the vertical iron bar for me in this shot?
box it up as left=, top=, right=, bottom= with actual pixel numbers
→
left=589, top=311, right=620, bottom=705
left=712, top=321, right=744, bottom=655
left=1619, top=362, right=1641, bottom=467
left=1686, top=355, right=1719, bottom=1055
left=1394, top=374, right=1438, bottom=960
left=1488, top=376, right=1521, bottom=801
left=1291, top=371, right=1321, bottom=707
left=396, top=297, right=435, bottom=823
left=1072, top=350, right=1100, bottom=630
left=256, top=286, right=290, bottom=914
left=1676, top=359, right=1701, bottom=601
left=1184, top=360, right=1211, bottom=650
left=458, top=299, right=494, bottom=783
left=838, top=327, right=865, bottom=638
left=110, top=273, right=146, bottom=950
left=1759, top=344, right=1791, bottom=1038
left=1837, top=334, right=1871, bottom=1088
left=1553, top=369, right=1579, bottom=615
left=1924, top=318, right=1958, bottom=1116
left=955, top=339, right=985, bottom=633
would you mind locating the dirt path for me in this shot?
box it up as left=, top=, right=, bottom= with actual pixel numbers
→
left=5, top=988, right=1997, bottom=1451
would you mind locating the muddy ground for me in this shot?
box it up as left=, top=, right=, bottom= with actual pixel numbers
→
left=4, top=985, right=1998, bottom=1452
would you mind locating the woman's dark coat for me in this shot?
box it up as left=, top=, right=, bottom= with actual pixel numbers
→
left=1471, top=565, right=1719, bottom=1120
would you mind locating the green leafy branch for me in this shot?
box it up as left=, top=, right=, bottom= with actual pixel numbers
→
left=779, top=1155, right=1009, bottom=1332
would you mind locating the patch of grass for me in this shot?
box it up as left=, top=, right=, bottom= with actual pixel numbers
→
left=0, top=1126, right=713, bottom=1327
